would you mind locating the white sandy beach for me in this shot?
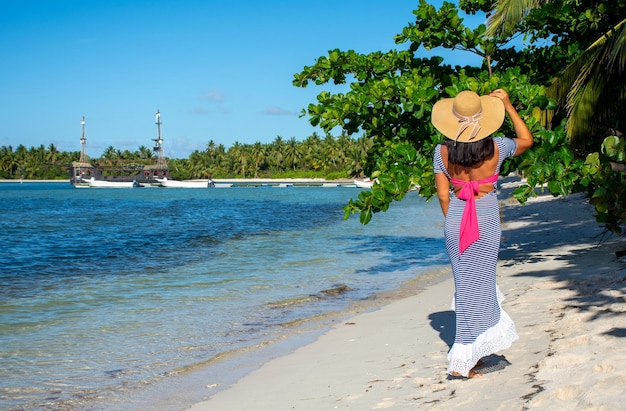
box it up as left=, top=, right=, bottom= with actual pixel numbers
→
left=183, top=181, right=626, bottom=411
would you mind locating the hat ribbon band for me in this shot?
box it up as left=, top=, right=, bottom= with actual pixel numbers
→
left=453, top=107, right=482, bottom=142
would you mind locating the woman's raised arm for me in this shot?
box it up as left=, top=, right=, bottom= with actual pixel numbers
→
left=489, top=89, right=533, bottom=156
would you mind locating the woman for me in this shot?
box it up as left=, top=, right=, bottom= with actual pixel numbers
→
left=432, top=89, right=533, bottom=378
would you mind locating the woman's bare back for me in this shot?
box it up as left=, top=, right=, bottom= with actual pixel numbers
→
left=441, top=141, right=501, bottom=198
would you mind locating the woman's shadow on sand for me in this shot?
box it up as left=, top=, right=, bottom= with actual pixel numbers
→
left=428, top=310, right=512, bottom=377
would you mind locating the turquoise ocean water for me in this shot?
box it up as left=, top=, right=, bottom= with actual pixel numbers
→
left=0, top=182, right=447, bottom=410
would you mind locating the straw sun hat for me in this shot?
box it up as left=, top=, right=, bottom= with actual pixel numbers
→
left=431, top=90, right=505, bottom=143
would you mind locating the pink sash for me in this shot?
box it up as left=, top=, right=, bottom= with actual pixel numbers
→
left=450, top=174, right=499, bottom=255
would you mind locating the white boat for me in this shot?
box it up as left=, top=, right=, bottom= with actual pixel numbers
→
left=353, top=179, right=376, bottom=189
left=88, top=177, right=136, bottom=188
left=157, top=177, right=213, bottom=188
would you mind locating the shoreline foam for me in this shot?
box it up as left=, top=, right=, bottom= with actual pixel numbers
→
left=182, top=182, right=626, bottom=410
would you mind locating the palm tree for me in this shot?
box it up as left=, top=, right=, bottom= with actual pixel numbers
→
left=47, top=144, right=59, bottom=164
left=301, top=133, right=323, bottom=170
left=284, top=137, right=301, bottom=171
left=0, top=145, right=15, bottom=176
left=345, top=135, right=372, bottom=177
left=250, top=142, right=266, bottom=178
left=270, top=136, right=285, bottom=171
left=229, top=142, right=248, bottom=178
left=322, top=134, right=339, bottom=170
left=136, top=145, right=153, bottom=161
left=336, top=133, right=352, bottom=167
left=213, top=143, right=228, bottom=176
left=26, top=145, right=46, bottom=177
left=486, top=0, right=626, bottom=146
left=16, top=165, right=26, bottom=180
left=550, top=19, right=626, bottom=146
left=102, top=145, right=117, bottom=166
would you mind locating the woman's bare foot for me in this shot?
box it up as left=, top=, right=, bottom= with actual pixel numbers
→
left=449, top=370, right=483, bottom=379
left=468, top=368, right=483, bottom=378
left=449, top=358, right=485, bottom=378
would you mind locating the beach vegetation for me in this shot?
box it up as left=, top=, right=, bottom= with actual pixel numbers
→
left=294, top=0, right=626, bottom=231
left=0, top=132, right=368, bottom=182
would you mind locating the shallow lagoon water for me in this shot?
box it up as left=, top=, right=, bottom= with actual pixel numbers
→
left=0, top=182, right=447, bottom=410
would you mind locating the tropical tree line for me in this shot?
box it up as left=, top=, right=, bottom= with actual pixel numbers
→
left=0, top=133, right=373, bottom=180
left=293, top=0, right=626, bottom=231
left=0, top=144, right=73, bottom=180
left=169, top=133, right=372, bottom=180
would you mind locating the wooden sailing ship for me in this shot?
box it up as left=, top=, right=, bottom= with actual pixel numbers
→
left=69, top=111, right=171, bottom=187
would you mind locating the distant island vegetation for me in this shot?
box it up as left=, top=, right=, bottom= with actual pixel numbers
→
left=0, top=132, right=372, bottom=181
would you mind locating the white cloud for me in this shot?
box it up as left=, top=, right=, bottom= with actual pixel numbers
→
left=202, top=89, right=226, bottom=103
left=191, top=107, right=211, bottom=115
left=260, top=106, right=295, bottom=116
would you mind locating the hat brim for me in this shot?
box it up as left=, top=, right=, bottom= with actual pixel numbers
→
left=431, top=95, right=505, bottom=142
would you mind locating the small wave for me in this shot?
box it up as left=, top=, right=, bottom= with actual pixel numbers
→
left=265, top=284, right=354, bottom=309
left=265, top=295, right=319, bottom=309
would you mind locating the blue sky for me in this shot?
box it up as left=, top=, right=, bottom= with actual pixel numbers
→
left=0, top=1, right=485, bottom=158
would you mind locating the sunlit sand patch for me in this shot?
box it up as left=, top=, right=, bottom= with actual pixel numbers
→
left=592, top=363, right=616, bottom=373
left=555, top=334, right=592, bottom=349
left=552, top=385, right=582, bottom=401
left=373, top=398, right=395, bottom=409
left=412, top=376, right=432, bottom=386
left=539, top=353, right=587, bottom=371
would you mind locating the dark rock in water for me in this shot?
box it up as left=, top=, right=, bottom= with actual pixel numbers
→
left=319, top=284, right=353, bottom=297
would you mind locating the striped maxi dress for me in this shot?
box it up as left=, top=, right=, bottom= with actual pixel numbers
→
left=433, top=137, right=520, bottom=377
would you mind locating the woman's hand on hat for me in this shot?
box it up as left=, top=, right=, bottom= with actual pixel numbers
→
left=488, top=89, right=512, bottom=107
left=489, top=89, right=534, bottom=153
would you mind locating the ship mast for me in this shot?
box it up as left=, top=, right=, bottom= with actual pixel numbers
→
left=153, top=110, right=167, bottom=169
left=79, top=116, right=87, bottom=163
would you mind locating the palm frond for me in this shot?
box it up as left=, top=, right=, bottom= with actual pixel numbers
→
left=605, top=19, right=626, bottom=73
left=554, top=18, right=626, bottom=145
left=485, top=0, right=543, bottom=38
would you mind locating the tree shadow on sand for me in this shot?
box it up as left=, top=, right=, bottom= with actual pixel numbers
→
left=497, top=183, right=626, bottom=336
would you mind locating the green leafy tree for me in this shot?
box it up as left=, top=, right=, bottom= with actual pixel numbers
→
left=486, top=0, right=626, bottom=231
left=294, top=1, right=499, bottom=223
left=293, top=0, right=580, bottom=224
left=293, top=0, right=626, bottom=231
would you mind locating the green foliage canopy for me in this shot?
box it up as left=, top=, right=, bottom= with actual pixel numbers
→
left=294, top=0, right=626, bottom=231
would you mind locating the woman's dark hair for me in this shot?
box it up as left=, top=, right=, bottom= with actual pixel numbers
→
left=443, top=138, right=495, bottom=167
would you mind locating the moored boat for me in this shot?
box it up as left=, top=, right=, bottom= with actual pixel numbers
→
left=157, top=177, right=214, bottom=188
left=87, top=177, right=137, bottom=188
left=353, top=178, right=376, bottom=189
left=353, top=178, right=420, bottom=192
left=70, top=112, right=171, bottom=188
